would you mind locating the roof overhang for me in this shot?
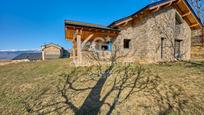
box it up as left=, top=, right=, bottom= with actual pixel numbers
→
left=64, top=20, right=120, bottom=40
left=109, top=0, right=202, bottom=30
left=42, top=43, right=62, bottom=50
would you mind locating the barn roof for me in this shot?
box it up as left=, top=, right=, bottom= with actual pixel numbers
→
left=13, top=53, right=42, bottom=60
left=109, top=0, right=203, bottom=30
left=42, top=43, right=63, bottom=50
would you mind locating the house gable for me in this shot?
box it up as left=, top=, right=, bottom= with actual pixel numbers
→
left=109, top=0, right=202, bottom=30
left=42, top=43, right=62, bottom=50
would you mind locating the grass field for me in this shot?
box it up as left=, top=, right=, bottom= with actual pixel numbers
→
left=0, top=59, right=204, bottom=114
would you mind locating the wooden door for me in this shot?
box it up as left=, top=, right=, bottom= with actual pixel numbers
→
left=175, top=40, right=181, bottom=59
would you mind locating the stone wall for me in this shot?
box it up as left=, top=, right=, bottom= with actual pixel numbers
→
left=191, top=28, right=204, bottom=59
left=191, top=46, right=204, bottom=59
left=192, top=29, right=203, bottom=45
left=113, top=8, right=191, bottom=63
left=113, top=12, right=150, bottom=63
left=174, top=18, right=191, bottom=60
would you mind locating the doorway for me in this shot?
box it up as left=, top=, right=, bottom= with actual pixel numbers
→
left=175, top=40, right=182, bottom=59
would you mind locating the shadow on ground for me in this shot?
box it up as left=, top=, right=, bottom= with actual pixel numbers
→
left=22, top=63, right=204, bottom=115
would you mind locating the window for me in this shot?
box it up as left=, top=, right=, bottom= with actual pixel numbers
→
left=175, top=13, right=183, bottom=25
left=161, top=38, right=165, bottom=59
left=124, top=39, right=131, bottom=49
left=101, top=45, right=108, bottom=51
left=108, top=41, right=113, bottom=51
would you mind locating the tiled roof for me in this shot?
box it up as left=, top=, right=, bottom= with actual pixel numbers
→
left=42, top=43, right=63, bottom=49
left=64, top=20, right=119, bottom=31
left=109, top=0, right=203, bottom=27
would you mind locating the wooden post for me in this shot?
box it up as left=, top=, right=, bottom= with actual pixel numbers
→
left=72, top=30, right=77, bottom=61
left=72, top=39, right=76, bottom=59
left=77, top=34, right=82, bottom=64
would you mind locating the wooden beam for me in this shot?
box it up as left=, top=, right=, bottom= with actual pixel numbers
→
left=177, top=0, right=182, bottom=4
left=151, top=6, right=160, bottom=12
left=114, top=18, right=133, bottom=27
left=182, top=12, right=191, bottom=17
left=149, top=6, right=158, bottom=11
left=133, top=14, right=138, bottom=18
left=77, top=35, right=82, bottom=64
left=181, top=0, right=202, bottom=29
left=164, top=1, right=174, bottom=8
left=190, top=23, right=199, bottom=28
left=149, top=0, right=176, bottom=11
left=81, top=34, right=94, bottom=49
left=79, top=29, right=83, bottom=35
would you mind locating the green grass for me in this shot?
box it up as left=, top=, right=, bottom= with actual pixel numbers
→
left=0, top=59, right=73, bottom=114
left=0, top=59, right=204, bottom=114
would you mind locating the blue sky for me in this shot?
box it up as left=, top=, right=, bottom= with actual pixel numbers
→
left=0, top=0, right=150, bottom=50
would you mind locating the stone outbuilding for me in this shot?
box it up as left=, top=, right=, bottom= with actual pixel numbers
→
left=41, top=43, right=64, bottom=60
left=64, top=0, right=203, bottom=64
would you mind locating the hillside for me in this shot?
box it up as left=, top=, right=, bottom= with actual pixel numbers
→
left=0, top=59, right=204, bottom=115
left=0, top=50, right=40, bottom=60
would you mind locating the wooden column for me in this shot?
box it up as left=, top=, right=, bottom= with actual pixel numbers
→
left=77, top=34, right=82, bottom=63
left=72, top=39, right=77, bottom=59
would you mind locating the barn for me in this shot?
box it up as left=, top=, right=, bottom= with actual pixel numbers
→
left=41, top=43, right=64, bottom=60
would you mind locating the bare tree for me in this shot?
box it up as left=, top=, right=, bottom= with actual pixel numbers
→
left=187, top=0, right=204, bottom=46
left=149, top=8, right=192, bottom=61
left=22, top=45, right=162, bottom=115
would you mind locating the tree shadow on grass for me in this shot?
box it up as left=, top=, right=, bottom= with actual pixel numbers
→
left=22, top=62, right=204, bottom=115
left=22, top=64, right=162, bottom=115
left=184, top=61, right=204, bottom=69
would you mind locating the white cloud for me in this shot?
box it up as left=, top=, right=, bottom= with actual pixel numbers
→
left=0, top=49, right=41, bottom=52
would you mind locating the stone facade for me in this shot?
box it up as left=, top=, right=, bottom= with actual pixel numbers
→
left=191, top=29, right=204, bottom=59
left=113, top=8, right=191, bottom=63
left=192, top=29, right=203, bottom=45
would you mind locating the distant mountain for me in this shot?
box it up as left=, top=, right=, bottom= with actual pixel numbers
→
left=0, top=50, right=41, bottom=60
left=13, top=53, right=42, bottom=60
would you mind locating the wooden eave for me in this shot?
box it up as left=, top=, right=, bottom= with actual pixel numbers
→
left=109, top=0, right=202, bottom=30
left=65, top=21, right=120, bottom=41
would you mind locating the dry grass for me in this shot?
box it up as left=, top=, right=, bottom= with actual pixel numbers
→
left=0, top=59, right=204, bottom=115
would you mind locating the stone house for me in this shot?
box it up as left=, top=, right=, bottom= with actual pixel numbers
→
left=64, top=0, right=203, bottom=64
left=41, top=43, right=64, bottom=60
